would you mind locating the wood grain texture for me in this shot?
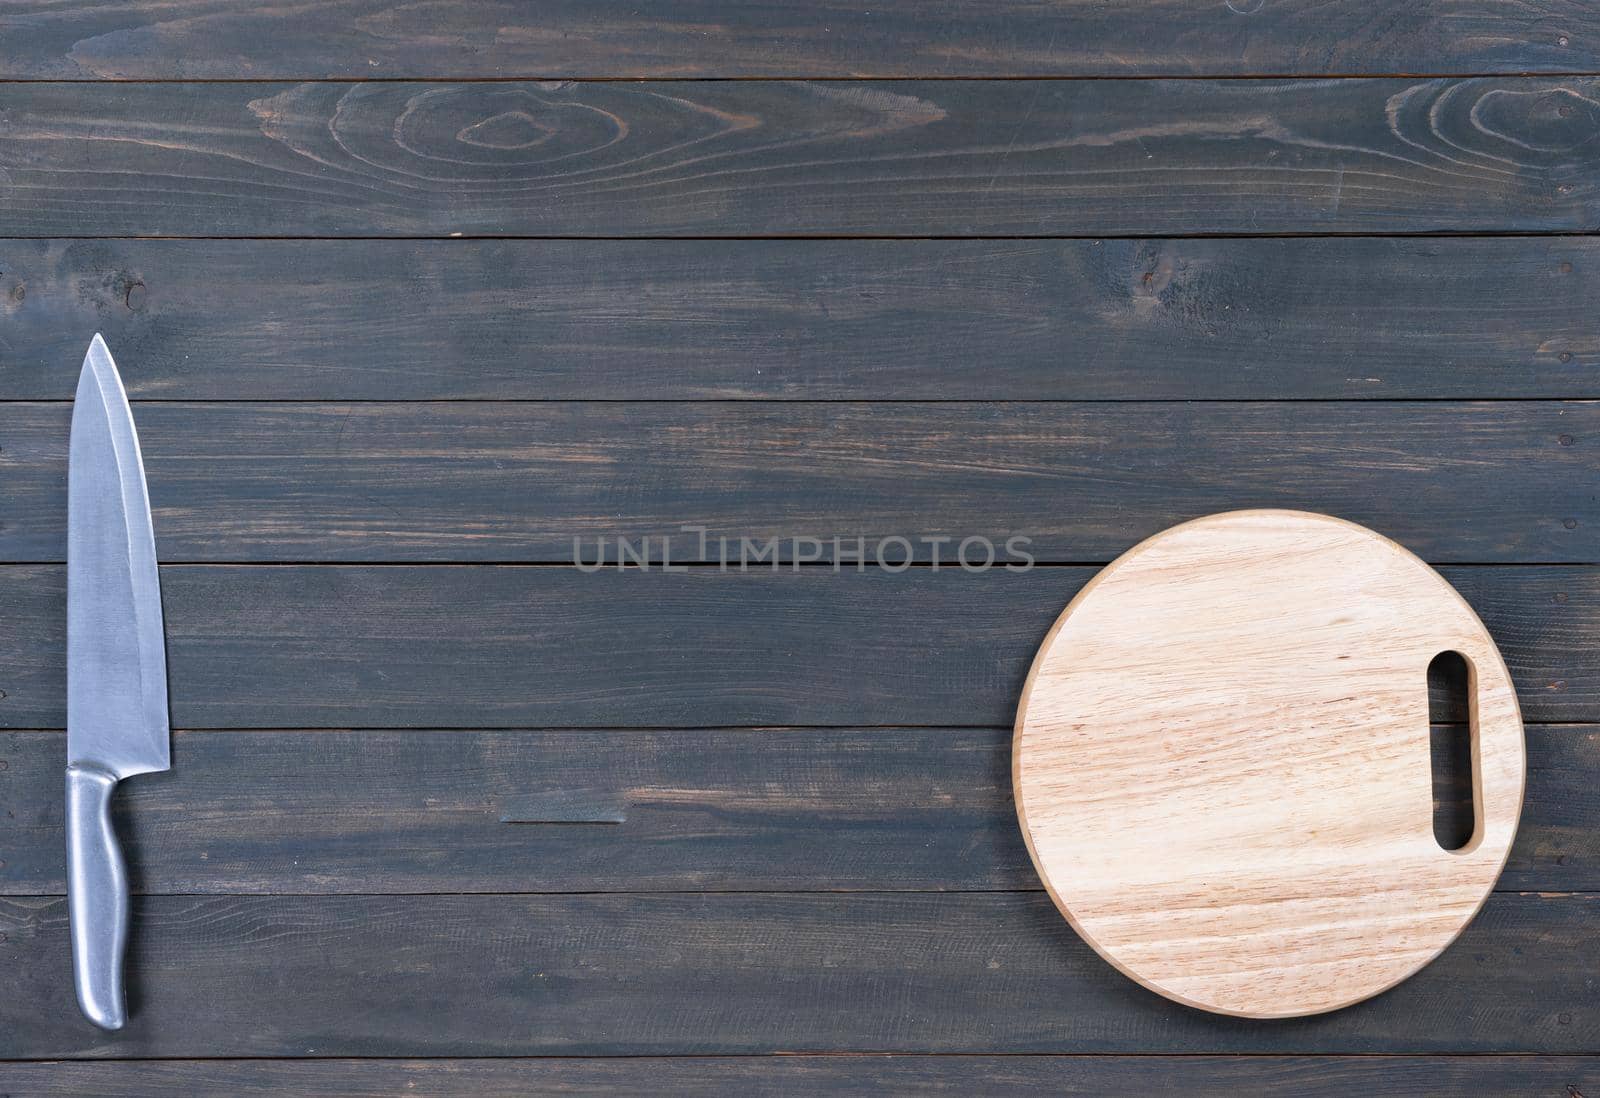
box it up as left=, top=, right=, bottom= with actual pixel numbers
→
left=1, top=402, right=1594, bottom=563
left=2, top=79, right=1598, bottom=237
left=0, top=725, right=1591, bottom=895
left=4, top=237, right=1597, bottom=401
left=1, top=1055, right=1594, bottom=1097
left=0, top=891, right=1593, bottom=1056
left=5, top=0, right=1593, bottom=1083
left=0, top=564, right=1593, bottom=729
left=1015, top=512, right=1523, bottom=1017
left=5, top=1, right=1598, bottom=80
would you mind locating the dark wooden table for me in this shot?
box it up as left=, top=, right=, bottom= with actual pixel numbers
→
left=2, top=4, right=1598, bottom=1094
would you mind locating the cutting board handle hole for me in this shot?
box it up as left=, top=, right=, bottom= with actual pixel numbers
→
left=1428, top=650, right=1476, bottom=852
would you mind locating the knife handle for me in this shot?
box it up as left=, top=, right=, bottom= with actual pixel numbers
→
left=66, top=763, right=129, bottom=1031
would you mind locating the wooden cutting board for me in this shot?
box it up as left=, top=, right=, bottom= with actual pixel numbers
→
left=1013, top=510, right=1525, bottom=1018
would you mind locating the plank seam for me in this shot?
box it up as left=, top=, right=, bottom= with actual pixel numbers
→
left=2, top=73, right=1600, bottom=84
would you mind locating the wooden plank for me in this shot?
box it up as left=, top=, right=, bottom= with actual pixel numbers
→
left=7, top=1, right=1599, bottom=80
left=6, top=238, right=1597, bottom=401
left=1, top=1055, right=1593, bottom=1096
left=3, top=79, right=1597, bottom=237
left=2, top=402, right=1594, bottom=563
left=0, top=891, right=1592, bottom=1055
left=0, top=564, right=1593, bottom=728
left=0, top=726, right=1592, bottom=895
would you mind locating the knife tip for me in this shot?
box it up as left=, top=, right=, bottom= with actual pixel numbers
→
left=79, top=333, right=123, bottom=386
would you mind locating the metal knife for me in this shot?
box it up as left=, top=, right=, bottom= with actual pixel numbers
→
left=66, top=334, right=170, bottom=1031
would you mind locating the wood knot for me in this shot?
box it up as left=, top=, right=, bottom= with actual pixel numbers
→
left=1474, top=86, right=1600, bottom=155
left=457, top=110, right=555, bottom=150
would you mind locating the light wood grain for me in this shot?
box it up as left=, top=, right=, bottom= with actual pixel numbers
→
left=1014, top=510, right=1526, bottom=1018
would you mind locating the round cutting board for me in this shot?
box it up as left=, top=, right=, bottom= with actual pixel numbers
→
left=1013, top=510, right=1525, bottom=1018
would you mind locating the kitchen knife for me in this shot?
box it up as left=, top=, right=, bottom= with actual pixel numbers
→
left=67, top=334, right=170, bottom=1031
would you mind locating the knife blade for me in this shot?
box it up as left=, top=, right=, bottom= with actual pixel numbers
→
left=66, top=333, right=170, bottom=1031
